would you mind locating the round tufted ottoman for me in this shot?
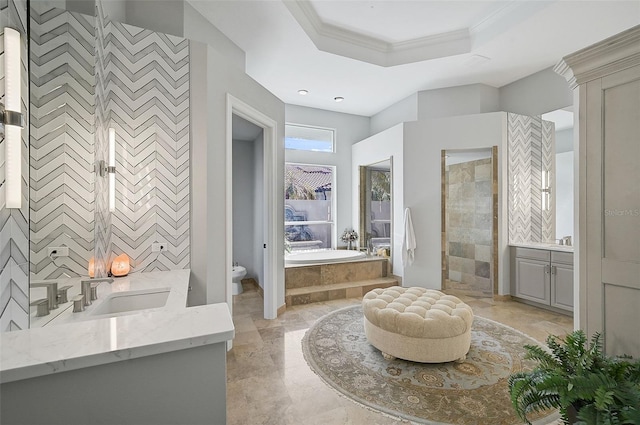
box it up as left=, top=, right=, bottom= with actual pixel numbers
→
left=362, top=286, right=474, bottom=363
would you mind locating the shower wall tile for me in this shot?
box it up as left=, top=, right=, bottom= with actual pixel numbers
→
left=445, top=158, right=493, bottom=296
left=1, top=0, right=30, bottom=331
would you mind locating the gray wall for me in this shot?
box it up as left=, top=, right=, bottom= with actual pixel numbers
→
left=370, top=93, right=418, bottom=135
left=232, top=139, right=258, bottom=281
left=370, top=69, right=573, bottom=136
left=285, top=105, right=370, bottom=247
left=499, top=67, right=573, bottom=116
left=402, top=113, right=510, bottom=295
left=200, top=45, right=284, bottom=306
left=184, top=10, right=284, bottom=307
left=417, top=83, right=500, bottom=121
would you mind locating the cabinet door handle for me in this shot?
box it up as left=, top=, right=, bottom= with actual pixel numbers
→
left=551, top=265, right=557, bottom=275
left=545, top=265, right=550, bottom=274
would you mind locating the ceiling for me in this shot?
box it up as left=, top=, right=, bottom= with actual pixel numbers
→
left=189, top=0, right=640, bottom=117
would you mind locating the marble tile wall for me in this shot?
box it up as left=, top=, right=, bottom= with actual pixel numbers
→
left=95, top=0, right=190, bottom=273
left=29, top=5, right=95, bottom=279
left=0, top=0, right=30, bottom=331
left=445, top=158, right=493, bottom=295
left=507, top=113, right=555, bottom=244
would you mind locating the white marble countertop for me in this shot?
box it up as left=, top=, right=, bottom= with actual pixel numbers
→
left=1, top=270, right=235, bottom=384
left=33, top=269, right=190, bottom=327
left=510, top=242, right=574, bottom=253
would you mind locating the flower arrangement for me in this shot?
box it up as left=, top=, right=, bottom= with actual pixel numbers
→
left=341, top=228, right=359, bottom=243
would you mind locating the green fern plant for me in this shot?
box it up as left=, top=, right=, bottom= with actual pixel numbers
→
left=508, top=330, right=640, bottom=425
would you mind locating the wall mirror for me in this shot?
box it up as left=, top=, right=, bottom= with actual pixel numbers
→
left=359, top=158, right=392, bottom=259
left=441, top=147, right=497, bottom=298
left=23, top=2, right=190, bottom=329
left=541, top=107, right=574, bottom=241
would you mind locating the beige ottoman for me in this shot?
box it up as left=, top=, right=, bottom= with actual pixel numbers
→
left=362, top=286, right=474, bottom=363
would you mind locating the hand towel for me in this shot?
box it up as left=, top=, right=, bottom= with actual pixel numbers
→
left=402, top=207, right=416, bottom=266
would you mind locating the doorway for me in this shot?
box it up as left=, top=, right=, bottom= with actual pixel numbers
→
left=441, top=147, right=498, bottom=298
left=226, top=95, right=279, bottom=320
left=359, top=159, right=392, bottom=261
left=231, top=114, right=264, bottom=313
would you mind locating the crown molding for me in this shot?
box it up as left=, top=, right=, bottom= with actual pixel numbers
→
left=283, top=0, right=470, bottom=67
left=555, top=25, right=640, bottom=89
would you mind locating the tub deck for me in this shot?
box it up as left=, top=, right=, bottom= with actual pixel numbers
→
left=284, top=257, right=398, bottom=306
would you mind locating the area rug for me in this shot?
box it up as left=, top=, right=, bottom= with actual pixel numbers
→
left=302, top=305, right=558, bottom=425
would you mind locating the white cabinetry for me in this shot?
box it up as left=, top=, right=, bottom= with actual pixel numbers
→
left=511, top=247, right=573, bottom=313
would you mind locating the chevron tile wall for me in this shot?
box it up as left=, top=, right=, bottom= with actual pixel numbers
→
left=507, top=113, right=555, bottom=244
left=30, top=5, right=95, bottom=280
left=94, top=0, right=110, bottom=277
left=1, top=0, right=30, bottom=331
left=96, top=6, right=190, bottom=272
left=541, top=120, right=555, bottom=242
left=29, top=3, right=189, bottom=285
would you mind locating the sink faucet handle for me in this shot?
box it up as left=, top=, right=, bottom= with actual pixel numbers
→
left=90, top=283, right=99, bottom=301
left=81, top=281, right=92, bottom=306
left=57, top=285, right=73, bottom=304
left=30, top=299, right=50, bottom=317
left=72, top=295, right=85, bottom=313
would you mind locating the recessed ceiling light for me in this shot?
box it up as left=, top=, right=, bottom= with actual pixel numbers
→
left=298, top=89, right=308, bottom=95
left=334, top=96, right=344, bottom=102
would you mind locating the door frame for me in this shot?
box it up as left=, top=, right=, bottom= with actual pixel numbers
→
left=441, top=147, right=499, bottom=296
left=226, top=94, right=278, bottom=319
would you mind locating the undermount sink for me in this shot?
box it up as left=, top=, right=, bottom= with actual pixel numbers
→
left=91, top=288, right=170, bottom=316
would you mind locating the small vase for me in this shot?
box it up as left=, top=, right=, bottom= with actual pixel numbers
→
left=348, top=241, right=353, bottom=250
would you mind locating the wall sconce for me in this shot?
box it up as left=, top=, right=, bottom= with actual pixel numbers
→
left=2, top=28, right=24, bottom=209
left=98, top=128, right=116, bottom=212
left=541, top=169, right=551, bottom=212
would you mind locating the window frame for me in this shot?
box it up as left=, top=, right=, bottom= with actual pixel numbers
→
left=284, top=162, right=337, bottom=249
left=284, top=123, right=336, bottom=153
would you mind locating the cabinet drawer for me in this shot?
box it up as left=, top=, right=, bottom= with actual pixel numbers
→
left=551, top=251, right=573, bottom=265
left=514, top=247, right=551, bottom=261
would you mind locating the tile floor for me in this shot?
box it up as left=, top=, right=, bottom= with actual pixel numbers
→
left=227, top=283, right=573, bottom=425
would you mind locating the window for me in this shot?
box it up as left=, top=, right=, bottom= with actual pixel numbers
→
left=285, top=124, right=335, bottom=152
left=285, top=163, right=335, bottom=250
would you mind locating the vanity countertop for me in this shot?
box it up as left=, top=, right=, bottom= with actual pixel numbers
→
left=510, top=242, right=574, bottom=253
left=1, top=270, right=235, bottom=384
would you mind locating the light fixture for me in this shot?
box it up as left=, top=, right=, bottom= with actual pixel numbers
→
left=2, top=27, right=24, bottom=209
left=298, top=89, right=308, bottom=95
left=108, top=128, right=116, bottom=212
left=541, top=169, right=551, bottom=211
left=98, top=128, right=116, bottom=212
left=334, top=96, right=344, bottom=102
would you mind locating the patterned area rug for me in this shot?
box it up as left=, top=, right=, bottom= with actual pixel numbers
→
left=302, top=305, right=558, bottom=425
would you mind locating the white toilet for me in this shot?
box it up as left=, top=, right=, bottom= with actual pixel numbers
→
left=232, top=265, right=247, bottom=295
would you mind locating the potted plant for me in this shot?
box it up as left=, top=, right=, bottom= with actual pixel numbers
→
left=508, top=330, right=640, bottom=425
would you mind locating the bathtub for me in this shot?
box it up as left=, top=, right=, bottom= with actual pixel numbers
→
left=285, top=249, right=366, bottom=265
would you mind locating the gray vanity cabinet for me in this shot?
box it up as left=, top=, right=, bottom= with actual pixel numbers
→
left=511, top=247, right=574, bottom=313
left=513, top=248, right=551, bottom=305
left=550, top=252, right=574, bottom=311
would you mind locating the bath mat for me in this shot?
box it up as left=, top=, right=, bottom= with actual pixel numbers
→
left=302, top=305, right=558, bottom=425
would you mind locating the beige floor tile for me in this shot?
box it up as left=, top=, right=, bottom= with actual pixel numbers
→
left=227, top=285, right=573, bottom=425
